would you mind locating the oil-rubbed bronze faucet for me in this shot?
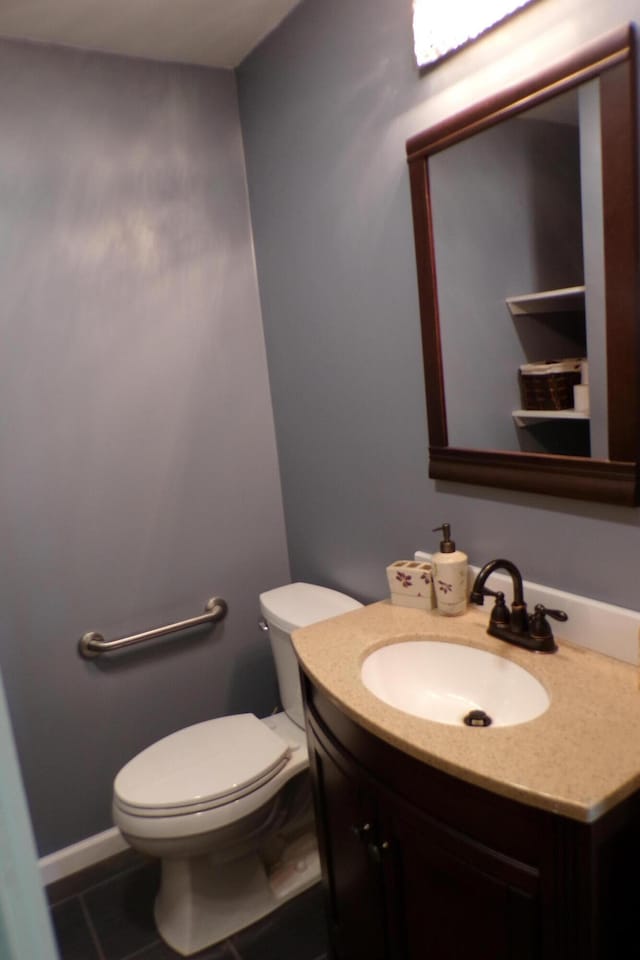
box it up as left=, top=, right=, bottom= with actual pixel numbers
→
left=470, top=559, right=567, bottom=653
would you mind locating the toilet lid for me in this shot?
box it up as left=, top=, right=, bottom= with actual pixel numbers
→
left=114, top=714, right=290, bottom=814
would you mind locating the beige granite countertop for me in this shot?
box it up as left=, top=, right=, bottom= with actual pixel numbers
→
left=292, top=601, right=640, bottom=823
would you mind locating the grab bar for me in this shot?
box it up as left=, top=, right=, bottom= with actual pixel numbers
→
left=79, top=596, right=228, bottom=659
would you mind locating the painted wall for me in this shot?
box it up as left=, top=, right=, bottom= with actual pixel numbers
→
left=238, top=0, right=640, bottom=618
left=0, top=39, right=290, bottom=855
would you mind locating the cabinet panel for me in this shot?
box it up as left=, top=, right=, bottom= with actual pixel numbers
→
left=388, top=807, right=541, bottom=960
left=307, top=721, right=387, bottom=960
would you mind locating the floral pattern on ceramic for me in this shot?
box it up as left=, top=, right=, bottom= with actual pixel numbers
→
left=386, top=561, right=435, bottom=609
left=432, top=559, right=468, bottom=616
left=395, top=570, right=413, bottom=589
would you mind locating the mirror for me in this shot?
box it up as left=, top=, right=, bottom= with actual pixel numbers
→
left=406, top=24, right=640, bottom=505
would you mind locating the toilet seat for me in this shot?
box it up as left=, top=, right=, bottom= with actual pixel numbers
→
left=114, top=714, right=290, bottom=818
left=113, top=713, right=309, bottom=845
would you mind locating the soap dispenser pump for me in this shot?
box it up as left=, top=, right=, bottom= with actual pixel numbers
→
left=432, top=523, right=468, bottom=616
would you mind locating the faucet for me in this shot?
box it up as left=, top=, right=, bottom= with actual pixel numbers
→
left=470, top=559, right=566, bottom=653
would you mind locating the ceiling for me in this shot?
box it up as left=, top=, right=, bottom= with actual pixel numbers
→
left=0, top=0, right=303, bottom=69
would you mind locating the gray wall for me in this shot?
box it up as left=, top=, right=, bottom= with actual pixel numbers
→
left=0, top=39, right=290, bottom=855
left=238, top=0, right=640, bottom=618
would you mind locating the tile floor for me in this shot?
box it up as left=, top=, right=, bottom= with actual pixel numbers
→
left=47, top=851, right=330, bottom=960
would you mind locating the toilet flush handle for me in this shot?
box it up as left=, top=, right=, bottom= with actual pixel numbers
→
left=258, top=618, right=269, bottom=632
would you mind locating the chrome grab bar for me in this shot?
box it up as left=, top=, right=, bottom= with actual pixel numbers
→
left=79, top=597, right=228, bottom=659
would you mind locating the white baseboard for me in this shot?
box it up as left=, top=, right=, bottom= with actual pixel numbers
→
left=415, top=551, right=640, bottom=666
left=39, top=826, right=128, bottom=887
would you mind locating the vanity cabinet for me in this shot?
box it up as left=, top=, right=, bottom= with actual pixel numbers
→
left=302, top=674, right=640, bottom=960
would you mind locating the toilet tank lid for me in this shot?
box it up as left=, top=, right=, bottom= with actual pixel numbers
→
left=259, top=582, right=362, bottom=634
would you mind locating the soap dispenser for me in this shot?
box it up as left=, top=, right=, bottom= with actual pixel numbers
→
left=432, top=523, right=468, bottom=616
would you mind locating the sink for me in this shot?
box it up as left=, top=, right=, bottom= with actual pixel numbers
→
left=361, top=640, right=549, bottom=727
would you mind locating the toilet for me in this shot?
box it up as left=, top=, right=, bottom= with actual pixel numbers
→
left=112, top=582, right=362, bottom=956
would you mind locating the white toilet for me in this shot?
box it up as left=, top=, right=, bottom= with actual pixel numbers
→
left=112, top=582, right=362, bottom=956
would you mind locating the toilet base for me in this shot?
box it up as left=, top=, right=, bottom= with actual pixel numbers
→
left=155, top=832, right=321, bottom=956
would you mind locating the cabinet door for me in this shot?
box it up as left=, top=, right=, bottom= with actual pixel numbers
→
left=386, top=803, right=542, bottom=960
left=307, top=722, right=388, bottom=960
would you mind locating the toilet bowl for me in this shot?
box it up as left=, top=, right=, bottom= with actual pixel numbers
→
left=112, top=582, right=362, bottom=956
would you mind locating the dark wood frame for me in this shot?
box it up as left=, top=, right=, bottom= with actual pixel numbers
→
left=406, top=24, right=640, bottom=505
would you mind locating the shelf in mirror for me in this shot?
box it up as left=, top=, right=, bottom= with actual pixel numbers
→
left=506, top=285, right=585, bottom=316
left=512, top=408, right=589, bottom=427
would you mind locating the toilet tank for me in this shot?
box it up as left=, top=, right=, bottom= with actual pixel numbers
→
left=259, top=583, right=362, bottom=728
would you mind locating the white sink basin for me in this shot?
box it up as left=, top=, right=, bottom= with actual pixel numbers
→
left=361, top=640, right=549, bottom=728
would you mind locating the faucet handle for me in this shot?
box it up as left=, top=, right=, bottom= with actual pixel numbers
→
left=528, top=604, right=567, bottom=653
left=534, top=604, right=568, bottom=623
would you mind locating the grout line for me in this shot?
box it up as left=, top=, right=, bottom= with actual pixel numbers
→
left=78, top=895, right=107, bottom=960
left=47, top=856, right=146, bottom=906
left=78, top=858, right=155, bottom=900
left=48, top=890, right=79, bottom=910
left=117, top=938, right=163, bottom=960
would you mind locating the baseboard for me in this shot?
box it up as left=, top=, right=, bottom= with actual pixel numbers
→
left=39, top=826, right=128, bottom=887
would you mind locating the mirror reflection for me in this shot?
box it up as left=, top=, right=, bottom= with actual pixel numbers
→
left=430, top=84, right=606, bottom=459
left=406, top=24, right=640, bottom=505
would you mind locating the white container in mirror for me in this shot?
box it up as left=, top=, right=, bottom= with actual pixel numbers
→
left=573, top=384, right=589, bottom=412
left=574, top=359, right=590, bottom=412
left=386, top=560, right=435, bottom=609
left=432, top=523, right=468, bottom=616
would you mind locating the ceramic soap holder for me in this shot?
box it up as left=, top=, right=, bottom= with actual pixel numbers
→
left=386, top=560, right=435, bottom=610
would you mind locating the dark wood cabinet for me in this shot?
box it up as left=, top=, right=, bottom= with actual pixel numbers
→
left=303, top=673, right=640, bottom=960
left=307, top=725, right=388, bottom=959
left=386, top=799, right=542, bottom=960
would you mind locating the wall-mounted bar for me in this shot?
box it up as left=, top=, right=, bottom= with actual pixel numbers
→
left=79, top=597, right=228, bottom=659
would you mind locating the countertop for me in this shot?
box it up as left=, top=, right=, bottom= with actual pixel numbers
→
left=292, top=601, right=640, bottom=823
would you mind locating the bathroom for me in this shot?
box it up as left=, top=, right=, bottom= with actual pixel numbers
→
left=1, top=0, right=640, bottom=957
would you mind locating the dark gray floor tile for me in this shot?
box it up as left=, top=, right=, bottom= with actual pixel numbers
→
left=50, top=854, right=329, bottom=960
left=231, top=885, right=329, bottom=960
left=127, top=939, right=236, bottom=959
left=47, top=849, right=146, bottom=906
left=83, top=861, right=160, bottom=960
left=51, top=897, right=101, bottom=960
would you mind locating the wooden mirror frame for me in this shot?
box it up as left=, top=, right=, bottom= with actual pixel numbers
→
left=406, top=25, right=640, bottom=506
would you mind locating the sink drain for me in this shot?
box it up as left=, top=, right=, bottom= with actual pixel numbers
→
left=463, top=709, right=492, bottom=727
